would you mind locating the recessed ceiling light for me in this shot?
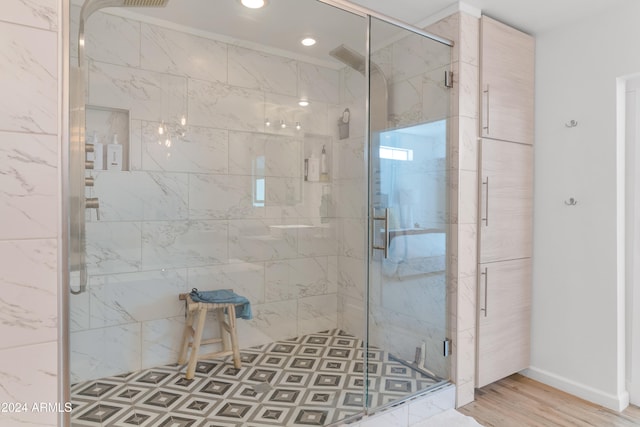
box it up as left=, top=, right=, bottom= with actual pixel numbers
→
left=298, top=100, right=309, bottom=107
left=301, top=37, right=316, bottom=47
left=240, top=0, right=267, bottom=9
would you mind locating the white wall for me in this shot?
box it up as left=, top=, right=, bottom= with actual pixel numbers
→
left=525, top=0, right=640, bottom=411
left=625, top=78, right=640, bottom=406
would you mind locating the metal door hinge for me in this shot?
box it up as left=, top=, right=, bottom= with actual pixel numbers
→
left=443, top=338, right=452, bottom=357
left=444, top=70, right=454, bottom=88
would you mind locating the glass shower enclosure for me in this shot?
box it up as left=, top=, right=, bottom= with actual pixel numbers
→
left=66, top=0, right=452, bottom=424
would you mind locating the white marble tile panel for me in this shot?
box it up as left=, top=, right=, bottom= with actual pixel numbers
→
left=188, top=79, right=264, bottom=132
left=339, top=218, right=366, bottom=259
left=188, top=262, right=265, bottom=304
left=229, top=131, right=302, bottom=178
left=4, top=0, right=57, bottom=30
left=340, top=66, right=366, bottom=104
left=454, top=277, right=478, bottom=342
left=298, top=220, right=338, bottom=257
left=92, top=171, right=189, bottom=221
left=326, top=255, right=339, bottom=294
left=457, top=223, right=477, bottom=278
left=265, top=257, right=329, bottom=302
left=422, top=65, right=452, bottom=123
left=85, top=221, right=142, bottom=274
left=141, top=316, right=185, bottom=369
left=298, top=62, right=339, bottom=104
left=0, top=131, right=57, bottom=239
left=391, top=32, right=451, bottom=82
left=249, top=300, right=298, bottom=342
left=360, top=404, right=408, bottom=427
left=455, top=327, right=476, bottom=389
left=69, top=274, right=90, bottom=332
left=229, top=45, right=297, bottom=96
left=0, top=239, right=57, bottom=350
left=390, top=76, right=423, bottom=129
left=86, top=11, right=140, bottom=67
left=458, top=170, right=478, bottom=225
left=459, top=13, right=480, bottom=67
left=142, top=122, right=229, bottom=173
left=298, top=294, right=338, bottom=335
left=336, top=136, right=365, bottom=180
left=338, top=295, right=365, bottom=337
left=0, top=342, right=58, bottom=426
left=337, top=255, right=365, bottom=301
left=141, top=220, right=228, bottom=269
left=452, top=61, right=478, bottom=120
left=130, top=119, right=143, bottom=170
left=408, top=385, right=456, bottom=425
left=457, top=115, right=479, bottom=172
left=89, top=269, right=187, bottom=328
left=336, top=179, right=366, bottom=219
left=265, top=177, right=302, bottom=213
left=228, top=219, right=298, bottom=262
left=89, top=61, right=187, bottom=122
left=70, top=323, right=141, bottom=383
left=189, top=174, right=264, bottom=219
left=424, top=13, right=460, bottom=65
left=141, top=23, right=227, bottom=83
left=264, top=92, right=329, bottom=136
left=0, top=22, right=57, bottom=133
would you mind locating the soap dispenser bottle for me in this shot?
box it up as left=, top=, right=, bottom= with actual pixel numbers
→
left=320, top=145, right=329, bottom=182
left=107, top=134, right=123, bottom=171
left=88, top=131, right=104, bottom=170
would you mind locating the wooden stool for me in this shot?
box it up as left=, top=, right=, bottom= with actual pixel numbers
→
left=178, top=293, right=242, bottom=379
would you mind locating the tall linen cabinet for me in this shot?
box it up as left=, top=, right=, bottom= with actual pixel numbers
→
left=476, top=15, right=535, bottom=388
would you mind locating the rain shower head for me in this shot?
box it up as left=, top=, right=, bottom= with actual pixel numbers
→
left=329, top=44, right=366, bottom=75
left=78, top=0, right=169, bottom=66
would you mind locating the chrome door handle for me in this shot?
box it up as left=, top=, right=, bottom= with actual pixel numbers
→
left=482, top=85, right=490, bottom=133
left=482, top=177, right=489, bottom=226
left=372, top=207, right=390, bottom=259
left=480, top=267, right=488, bottom=317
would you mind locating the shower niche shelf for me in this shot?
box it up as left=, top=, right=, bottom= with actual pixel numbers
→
left=86, top=105, right=130, bottom=171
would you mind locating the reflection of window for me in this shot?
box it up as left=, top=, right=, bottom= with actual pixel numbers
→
left=380, top=145, right=414, bottom=161
left=253, top=156, right=265, bottom=207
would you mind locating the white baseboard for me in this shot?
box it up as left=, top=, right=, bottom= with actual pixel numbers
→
left=521, top=367, right=630, bottom=412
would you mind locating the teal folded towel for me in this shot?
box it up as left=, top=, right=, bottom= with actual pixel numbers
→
left=189, top=288, right=253, bottom=320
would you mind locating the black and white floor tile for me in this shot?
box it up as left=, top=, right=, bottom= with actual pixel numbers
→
left=71, top=329, right=441, bottom=427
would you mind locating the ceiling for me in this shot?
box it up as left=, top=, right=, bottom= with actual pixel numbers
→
left=87, top=0, right=625, bottom=67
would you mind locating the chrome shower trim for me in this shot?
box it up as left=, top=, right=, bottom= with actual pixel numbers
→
left=316, top=0, right=454, bottom=47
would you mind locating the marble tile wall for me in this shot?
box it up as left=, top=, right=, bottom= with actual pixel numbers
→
left=0, top=1, right=60, bottom=426
left=71, top=9, right=344, bottom=382
left=425, top=11, right=480, bottom=407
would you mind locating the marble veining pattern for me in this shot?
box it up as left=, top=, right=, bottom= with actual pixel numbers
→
left=0, top=21, right=57, bottom=134
left=228, top=45, right=297, bottom=96
left=85, top=11, right=140, bottom=67
left=140, top=23, right=228, bottom=83
left=0, top=131, right=57, bottom=239
left=5, top=0, right=57, bottom=31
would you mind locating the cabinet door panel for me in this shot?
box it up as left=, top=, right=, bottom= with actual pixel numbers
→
left=477, top=258, right=531, bottom=387
left=480, top=16, right=535, bottom=145
left=479, top=139, right=533, bottom=263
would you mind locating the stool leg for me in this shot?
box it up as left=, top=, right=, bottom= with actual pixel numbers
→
left=178, top=309, right=195, bottom=365
left=186, top=307, right=207, bottom=380
left=227, top=305, right=241, bottom=369
left=216, top=307, right=230, bottom=353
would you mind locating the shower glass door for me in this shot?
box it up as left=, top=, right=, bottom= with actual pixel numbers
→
left=366, top=16, right=452, bottom=405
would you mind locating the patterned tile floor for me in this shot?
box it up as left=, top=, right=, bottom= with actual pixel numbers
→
left=71, top=329, right=443, bottom=426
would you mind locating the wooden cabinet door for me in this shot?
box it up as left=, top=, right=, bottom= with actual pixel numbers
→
left=477, top=258, right=532, bottom=387
left=480, top=16, right=535, bottom=145
left=479, top=139, right=533, bottom=263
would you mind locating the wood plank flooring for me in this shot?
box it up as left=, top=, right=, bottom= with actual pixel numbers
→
left=458, top=374, right=640, bottom=427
